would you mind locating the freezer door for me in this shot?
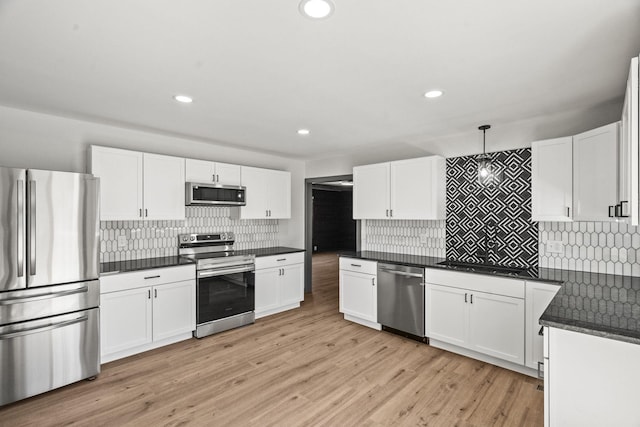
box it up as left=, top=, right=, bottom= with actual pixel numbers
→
left=0, top=167, right=27, bottom=292
left=27, top=170, right=99, bottom=287
left=0, top=308, right=100, bottom=406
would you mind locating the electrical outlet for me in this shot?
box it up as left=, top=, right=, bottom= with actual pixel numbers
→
left=419, top=234, right=428, bottom=244
left=546, top=240, right=563, bottom=254
left=117, top=235, right=128, bottom=248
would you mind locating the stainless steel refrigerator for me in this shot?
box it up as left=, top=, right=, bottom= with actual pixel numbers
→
left=0, top=167, right=100, bottom=406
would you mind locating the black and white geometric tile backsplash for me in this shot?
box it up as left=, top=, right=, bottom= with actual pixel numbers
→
left=446, top=148, right=538, bottom=268
left=100, top=206, right=279, bottom=263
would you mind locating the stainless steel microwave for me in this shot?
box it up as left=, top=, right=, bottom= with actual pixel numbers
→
left=185, top=182, right=246, bottom=206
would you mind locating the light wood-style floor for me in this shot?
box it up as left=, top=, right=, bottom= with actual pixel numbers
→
left=1, top=253, right=543, bottom=426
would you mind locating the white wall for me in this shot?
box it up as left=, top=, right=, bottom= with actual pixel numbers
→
left=305, top=99, right=622, bottom=178
left=0, top=105, right=305, bottom=248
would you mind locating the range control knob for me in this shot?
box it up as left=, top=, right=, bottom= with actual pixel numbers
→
left=190, top=236, right=195, bottom=241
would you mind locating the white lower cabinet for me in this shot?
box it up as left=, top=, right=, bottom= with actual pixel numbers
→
left=338, top=258, right=380, bottom=330
left=100, top=265, right=195, bottom=364
left=525, top=281, right=561, bottom=370
left=255, top=253, right=304, bottom=318
left=426, top=284, right=466, bottom=346
left=101, top=287, right=153, bottom=355
left=545, top=327, right=640, bottom=426
left=426, top=269, right=525, bottom=366
left=467, top=291, right=525, bottom=363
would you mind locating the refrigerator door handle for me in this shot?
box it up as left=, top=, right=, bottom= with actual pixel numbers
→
left=0, top=285, right=89, bottom=306
left=0, top=314, right=88, bottom=340
left=17, top=180, right=24, bottom=277
left=28, top=180, right=36, bottom=276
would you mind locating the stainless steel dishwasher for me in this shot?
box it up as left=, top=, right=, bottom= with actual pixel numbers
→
left=377, top=263, right=425, bottom=339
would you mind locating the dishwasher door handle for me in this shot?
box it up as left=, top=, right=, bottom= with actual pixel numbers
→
left=379, top=269, right=424, bottom=279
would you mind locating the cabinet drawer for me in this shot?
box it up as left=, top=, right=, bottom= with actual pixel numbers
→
left=100, top=264, right=196, bottom=294
left=339, top=257, right=377, bottom=275
left=255, top=252, right=304, bottom=270
left=425, top=268, right=524, bottom=299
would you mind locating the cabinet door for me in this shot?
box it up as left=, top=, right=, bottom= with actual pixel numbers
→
left=426, top=284, right=467, bottom=347
left=531, top=137, right=573, bottom=221
left=573, top=123, right=619, bottom=221
left=467, top=291, right=525, bottom=365
left=255, top=268, right=280, bottom=316
left=353, top=163, right=390, bottom=219
left=215, top=162, right=241, bottom=186
left=152, top=280, right=195, bottom=342
left=267, top=169, right=291, bottom=219
left=100, top=287, right=152, bottom=357
left=239, top=166, right=268, bottom=219
left=620, top=56, right=639, bottom=225
left=185, top=158, right=215, bottom=183
left=143, top=153, right=185, bottom=220
left=339, top=270, right=376, bottom=322
left=280, top=263, right=304, bottom=306
left=90, top=146, right=143, bottom=220
left=390, top=156, right=445, bottom=220
left=525, top=282, right=560, bottom=369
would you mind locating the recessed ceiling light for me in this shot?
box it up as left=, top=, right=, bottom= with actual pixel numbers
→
left=299, top=0, right=334, bottom=19
left=297, top=129, right=311, bottom=136
left=174, top=95, right=193, bottom=103
left=424, top=90, right=443, bottom=99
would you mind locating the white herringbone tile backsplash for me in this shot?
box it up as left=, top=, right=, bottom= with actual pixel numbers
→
left=539, top=221, right=640, bottom=276
left=361, top=220, right=446, bottom=257
left=100, top=206, right=279, bottom=263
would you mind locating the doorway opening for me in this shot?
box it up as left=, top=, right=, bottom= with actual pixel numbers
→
left=304, top=175, right=359, bottom=293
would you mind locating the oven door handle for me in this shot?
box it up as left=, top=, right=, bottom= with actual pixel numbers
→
left=197, top=265, right=255, bottom=278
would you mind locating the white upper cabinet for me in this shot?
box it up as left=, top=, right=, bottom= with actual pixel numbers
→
left=90, top=146, right=185, bottom=221
left=353, top=156, right=445, bottom=220
left=353, top=162, right=390, bottom=219
left=236, top=166, right=291, bottom=219
left=90, top=146, right=143, bottom=221
left=531, top=137, right=573, bottom=221
left=532, top=123, right=622, bottom=223
left=573, top=123, right=619, bottom=221
left=619, top=55, right=639, bottom=225
left=143, top=153, right=185, bottom=220
left=390, top=156, right=446, bottom=220
left=185, top=158, right=241, bottom=186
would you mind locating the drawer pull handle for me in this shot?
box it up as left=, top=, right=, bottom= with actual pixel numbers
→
left=350, top=264, right=361, bottom=267
left=144, top=275, right=160, bottom=280
left=277, top=258, right=287, bottom=262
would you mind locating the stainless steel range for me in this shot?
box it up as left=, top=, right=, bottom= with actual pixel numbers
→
left=178, top=232, right=255, bottom=338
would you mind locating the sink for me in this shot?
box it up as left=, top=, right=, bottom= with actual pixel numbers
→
left=437, top=260, right=526, bottom=276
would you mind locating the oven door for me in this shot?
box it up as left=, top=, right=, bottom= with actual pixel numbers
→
left=196, top=265, right=255, bottom=325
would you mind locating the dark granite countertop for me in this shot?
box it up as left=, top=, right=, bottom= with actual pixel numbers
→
left=339, top=251, right=640, bottom=345
left=539, top=271, right=640, bottom=345
left=236, top=247, right=305, bottom=257
left=338, top=251, right=563, bottom=283
left=100, top=247, right=305, bottom=275
left=100, top=256, right=194, bottom=275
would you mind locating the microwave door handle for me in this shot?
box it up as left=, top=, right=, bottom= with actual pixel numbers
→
left=28, top=179, right=36, bottom=276
left=17, top=179, right=24, bottom=277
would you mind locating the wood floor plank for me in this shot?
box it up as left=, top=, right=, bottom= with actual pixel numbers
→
left=0, top=252, right=543, bottom=426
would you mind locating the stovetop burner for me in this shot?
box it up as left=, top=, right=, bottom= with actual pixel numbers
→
left=178, top=232, right=254, bottom=270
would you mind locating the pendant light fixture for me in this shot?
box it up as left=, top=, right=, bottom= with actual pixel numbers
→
left=477, top=124, right=501, bottom=184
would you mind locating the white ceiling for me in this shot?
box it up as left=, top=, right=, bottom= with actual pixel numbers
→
left=1, top=0, right=639, bottom=160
